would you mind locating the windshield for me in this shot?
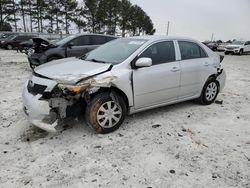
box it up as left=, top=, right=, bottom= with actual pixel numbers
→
left=233, top=41, right=245, bottom=45
left=83, top=38, right=147, bottom=65
left=55, top=35, right=75, bottom=46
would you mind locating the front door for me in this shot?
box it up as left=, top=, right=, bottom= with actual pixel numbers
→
left=133, top=41, right=181, bottom=109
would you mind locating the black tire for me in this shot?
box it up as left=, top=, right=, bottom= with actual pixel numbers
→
left=224, top=52, right=229, bottom=55
left=238, top=49, right=243, bottom=56
left=85, top=92, right=127, bottom=134
left=6, top=44, right=13, bottom=50
left=47, top=56, right=60, bottom=62
left=198, top=78, right=219, bottom=105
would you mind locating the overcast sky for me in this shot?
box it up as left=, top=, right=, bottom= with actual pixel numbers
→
left=130, top=0, right=250, bottom=41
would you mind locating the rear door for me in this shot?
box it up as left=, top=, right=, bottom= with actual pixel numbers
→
left=177, top=41, right=211, bottom=99
left=66, top=35, right=91, bottom=57
left=133, top=40, right=180, bottom=109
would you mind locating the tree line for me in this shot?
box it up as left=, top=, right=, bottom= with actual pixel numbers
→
left=0, top=0, right=155, bottom=36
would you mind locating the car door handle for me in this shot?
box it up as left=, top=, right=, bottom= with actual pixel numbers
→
left=171, top=67, right=180, bottom=72
left=204, top=62, right=209, bottom=66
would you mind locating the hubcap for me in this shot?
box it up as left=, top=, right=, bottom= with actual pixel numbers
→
left=206, top=82, right=217, bottom=101
left=97, top=101, right=122, bottom=128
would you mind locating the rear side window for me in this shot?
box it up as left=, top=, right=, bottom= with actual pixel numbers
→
left=139, top=41, right=176, bottom=65
left=91, top=36, right=107, bottom=45
left=178, top=41, right=207, bottom=60
left=15, top=36, right=25, bottom=40
left=71, top=36, right=91, bottom=46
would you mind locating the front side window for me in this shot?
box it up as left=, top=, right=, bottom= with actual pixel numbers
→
left=178, top=41, right=207, bottom=60
left=139, top=41, right=176, bottom=65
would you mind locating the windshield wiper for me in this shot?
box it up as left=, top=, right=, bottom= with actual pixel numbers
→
left=86, top=58, right=107, bottom=64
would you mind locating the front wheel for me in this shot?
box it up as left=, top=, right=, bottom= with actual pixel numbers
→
left=198, top=78, right=219, bottom=105
left=238, top=49, right=243, bottom=56
left=85, top=92, right=127, bottom=134
left=6, top=44, right=13, bottom=50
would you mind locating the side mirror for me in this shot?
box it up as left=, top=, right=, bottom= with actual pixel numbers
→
left=135, top=58, right=152, bottom=68
left=67, top=42, right=74, bottom=49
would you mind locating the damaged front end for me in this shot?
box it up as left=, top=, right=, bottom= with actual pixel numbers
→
left=22, top=71, right=116, bottom=132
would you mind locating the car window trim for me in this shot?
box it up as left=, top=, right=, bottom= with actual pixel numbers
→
left=136, top=39, right=178, bottom=66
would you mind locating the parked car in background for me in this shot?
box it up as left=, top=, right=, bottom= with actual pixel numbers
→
left=224, top=41, right=250, bottom=55
left=27, top=34, right=118, bottom=69
left=217, top=43, right=230, bottom=52
left=22, top=36, right=226, bottom=133
left=206, top=42, right=219, bottom=51
left=1, top=34, right=36, bottom=50
left=0, top=35, right=16, bottom=48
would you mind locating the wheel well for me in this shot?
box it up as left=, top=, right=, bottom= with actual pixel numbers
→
left=90, top=87, right=129, bottom=110
left=207, top=74, right=220, bottom=90
left=208, top=74, right=217, bottom=79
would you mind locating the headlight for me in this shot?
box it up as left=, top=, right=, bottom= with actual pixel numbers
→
left=58, top=83, right=90, bottom=94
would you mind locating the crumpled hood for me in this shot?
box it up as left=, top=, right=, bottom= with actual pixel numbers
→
left=34, top=57, right=112, bottom=84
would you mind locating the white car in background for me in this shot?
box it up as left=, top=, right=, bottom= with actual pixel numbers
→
left=217, top=43, right=230, bottom=52
left=22, top=36, right=226, bottom=134
left=224, top=41, right=250, bottom=55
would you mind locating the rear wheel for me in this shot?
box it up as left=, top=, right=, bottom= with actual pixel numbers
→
left=85, top=92, right=126, bottom=134
left=198, top=78, right=219, bottom=105
left=224, top=51, right=229, bottom=55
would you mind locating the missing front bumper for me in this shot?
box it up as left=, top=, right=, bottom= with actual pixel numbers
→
left=30, top=119, right=58, bottom=132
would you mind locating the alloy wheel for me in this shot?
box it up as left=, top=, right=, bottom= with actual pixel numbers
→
left=205, top=82, right=218, bottom=101
left=97, top=101, right=122, bottom=128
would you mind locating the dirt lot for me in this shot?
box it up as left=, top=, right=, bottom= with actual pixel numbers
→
left=0, top=49, right=249, bottom=188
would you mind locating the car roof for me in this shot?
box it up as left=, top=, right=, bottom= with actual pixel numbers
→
left=128, top=35, right=201, bottom=43
left=73, top=33, right=118, bottom=38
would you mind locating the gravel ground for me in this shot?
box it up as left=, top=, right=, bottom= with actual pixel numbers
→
left=0, top=49, right=249, bottom=188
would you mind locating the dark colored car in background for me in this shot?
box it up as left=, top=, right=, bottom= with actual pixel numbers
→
left=1, top=34, right=36, bottom=50
left=0, top=33, right=19, bottom=46
left=28, top=34, right=118, bottom=69
left=205, top=42, right=219, bottom=51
